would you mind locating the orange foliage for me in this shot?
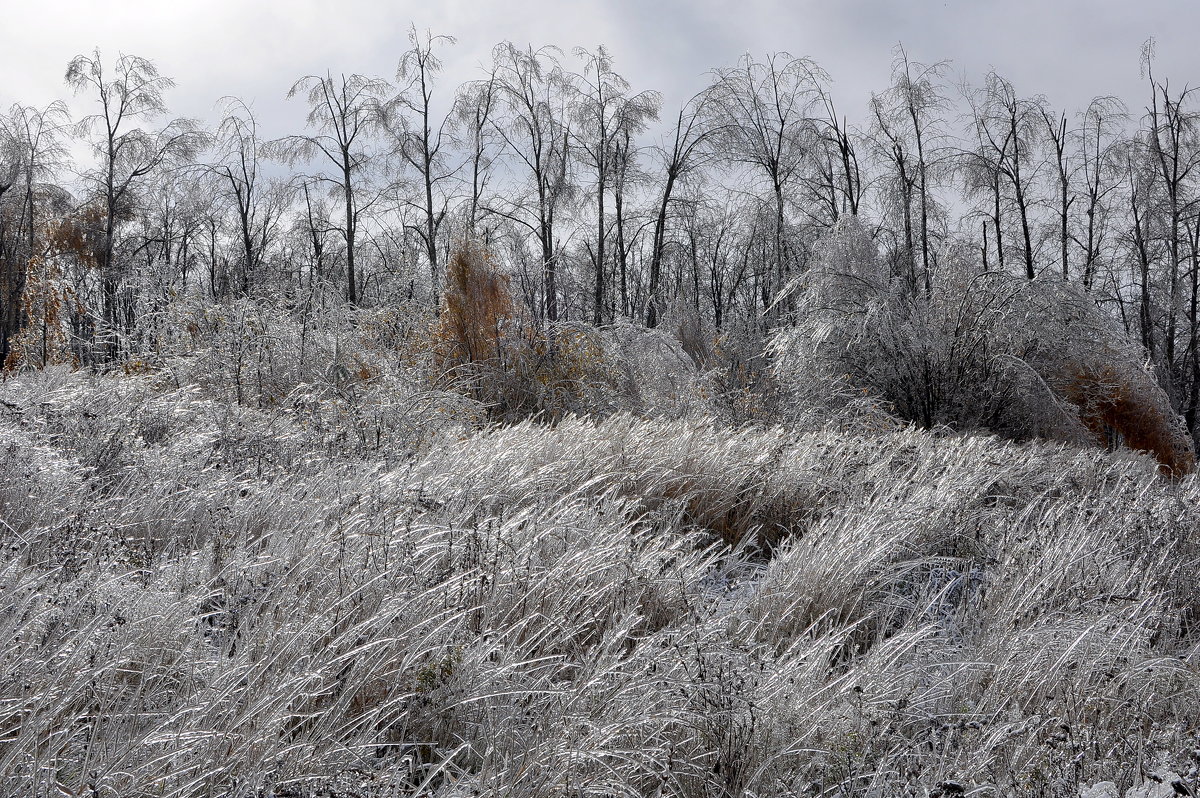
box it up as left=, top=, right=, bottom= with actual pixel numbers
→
left=3, top=255, right=80, bottom=370
left=434, top=244, right=516, bottom=367
left=1062, top=365, right=1196, bottom=477
left=3, top=207, right=100, bottom=371
left=429, top=244, right=615, bottom=421
left=45, top=205, right=103, bottom=268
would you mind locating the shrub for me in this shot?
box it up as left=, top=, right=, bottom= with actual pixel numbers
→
left=3, top=255, right=81, bottom=371
left=771, top=218, right=1196, bottom=474
left=1061, top=364, right=1196, bottom=476
left=430, top=244, right=702, bottom=422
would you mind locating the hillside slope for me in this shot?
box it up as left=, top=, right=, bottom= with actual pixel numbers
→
left=1, top=369, right=1199, bottom=796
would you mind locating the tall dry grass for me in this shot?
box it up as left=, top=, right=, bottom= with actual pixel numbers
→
left=1, top=368, right=1198, bottom=796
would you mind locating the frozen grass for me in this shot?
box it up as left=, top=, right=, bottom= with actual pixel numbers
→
left=1, top=369, right=1199, bottom=796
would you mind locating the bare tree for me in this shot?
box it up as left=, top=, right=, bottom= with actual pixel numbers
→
left=872, top=48, right=950, bottom=293
left=569, top=45, right=660, bottom=325
left=1141, top=41, right=1200, bottom=388
left=705, top=52, right=825, bottom=315
left=966, top=71, right=1044, bottom=280
left=66, top=49, right=203, bottom=360
left=609, top=123, right=650, bottom=319
left=486, top=42, right=573, bottom=324
left=1040, top=105, right=1074, bottom=280
left=278, top=71, right=391, bottom=304
left=647, top=90, right=713, bottom=328
left=1120, top=135, right=1160, bottom=360
left=0, top=101, right=71, bottom=366
left=808, top=91, right=863, bottom=225
left=689, top=198, right=750, bottom=331
left=1072, top=96, right=1127, bottom=291
left=453, top=71, right=499, bottom=240
left=382, top=27, right=458, bottom=298
left=294, top=177, right=337, bottom=303
left=130, top=168, right=211, bottom=315
left=207, top=98, right=289, bottom=296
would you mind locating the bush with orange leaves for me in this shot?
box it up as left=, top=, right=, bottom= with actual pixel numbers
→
left=1001, top=276, right=1196, bottom=477
left=429, top=244, right=620, bottom=422
left=3, top=255, right=81, bottom=370
left=1057, top=365, right=1195, bottom=477
left=435, top=244, right=514, bottom=369
left=3, top=206, right=102, bottom=371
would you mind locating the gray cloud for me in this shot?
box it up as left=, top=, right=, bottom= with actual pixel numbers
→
left=4, top=0, right=1197, bottom=148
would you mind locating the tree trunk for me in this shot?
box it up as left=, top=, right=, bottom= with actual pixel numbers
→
left=647, top=168, right=678, bottom=328
left=342, top=158, right=357, bottom=305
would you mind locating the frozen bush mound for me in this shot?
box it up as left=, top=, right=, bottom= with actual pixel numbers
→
left=426, top=245, right=708, bottom=422
left=2, top=368, right=1200, bottom=797
left=771, top=218, right=1197, bottom=476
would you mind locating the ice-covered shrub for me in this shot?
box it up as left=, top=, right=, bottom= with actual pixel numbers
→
left=587, top=319, right=706, bottom=417
left=155, top=295, right=354, bottom=406
left=429, top=244, right=706, bottom=422
left=137, top=296, right=479, bottom=462
left=771, top=218, right=1196, bottom=473
left=693, top=321, right=786, bottom=426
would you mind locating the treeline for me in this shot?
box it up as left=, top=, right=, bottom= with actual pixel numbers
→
left=2, top=34, right=1200, bottom=449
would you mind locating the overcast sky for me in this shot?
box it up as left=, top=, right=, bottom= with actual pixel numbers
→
left=5, top=0, right=1199, bottom=145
